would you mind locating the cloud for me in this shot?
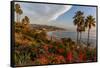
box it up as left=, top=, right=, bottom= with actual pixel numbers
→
left=47, top=5, right=72, bottom=21
left=16, top=2, right=72, bottom=23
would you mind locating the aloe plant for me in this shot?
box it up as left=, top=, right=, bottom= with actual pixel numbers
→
left=15, top=50, right=31, bottom=65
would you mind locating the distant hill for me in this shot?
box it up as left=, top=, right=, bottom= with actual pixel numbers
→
left=30, top=24, right=66, bottom=31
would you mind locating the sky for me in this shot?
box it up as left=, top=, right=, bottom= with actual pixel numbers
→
left=14, top=2, right=97, bottom=32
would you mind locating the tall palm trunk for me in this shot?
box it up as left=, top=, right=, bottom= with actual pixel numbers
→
left=18, top=15, right=21, bottom=22
left=16, top=13, right=18, bottom=23
left=80, top=32, right=82, bottom=43
left=87, top=28, right=90, bottom=46
left=18, top=15, right=20, bottom=23
left=77, top=31, right=79, bottom=44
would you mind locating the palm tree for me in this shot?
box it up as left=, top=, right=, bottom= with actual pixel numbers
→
left=15, top=4, right=21, bottom=23
left=85, top=15, right=95, bottom=46
left=24, top=16, right=30, bottom=24
left=78, top=17, right=85, bottom=42
left=73, top=11, right=84, bottom=43
left=19, top=9, right=23, bottom=22
left=22, top=16, right=30, bottom=25
left=21, top=16, right=30, bottom=31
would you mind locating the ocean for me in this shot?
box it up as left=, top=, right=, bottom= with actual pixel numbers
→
left=47, top=31, right=97, bottom=47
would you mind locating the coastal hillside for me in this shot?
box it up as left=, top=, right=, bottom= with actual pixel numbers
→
left=30, top=24, right=66, bottom=31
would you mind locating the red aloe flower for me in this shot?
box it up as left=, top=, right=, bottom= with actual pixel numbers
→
left=66, top=51, right=73, bottom=63
left=56, top=55, right=64, bottom=60
left=49, top=45, right=53, bottom=48
left=54, top=55, right=65, bottom=64
left=43, top=45, right=48, bottom=51
left=38, top=55, right=49, bottom=64
left=58, top=48, right=64, bottom=53
left=78, top=51, right=86, bottom=62
left=79, top=51, right=84, bottom=62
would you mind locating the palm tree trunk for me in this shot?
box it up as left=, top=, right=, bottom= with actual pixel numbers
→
left=87, top=28, right=90, bottom=46
left=18, top=14, right=20, bottom=23
left=77, top=31, right=79, bottom=44
left=19, top=15, right=20, bottom=23
left=16, top=13, right=18, bottom=23
left=80, top=32, right=82, bottom=43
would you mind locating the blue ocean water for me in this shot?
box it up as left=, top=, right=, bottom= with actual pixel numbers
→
left=47, top=31, right=97, bottom=47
